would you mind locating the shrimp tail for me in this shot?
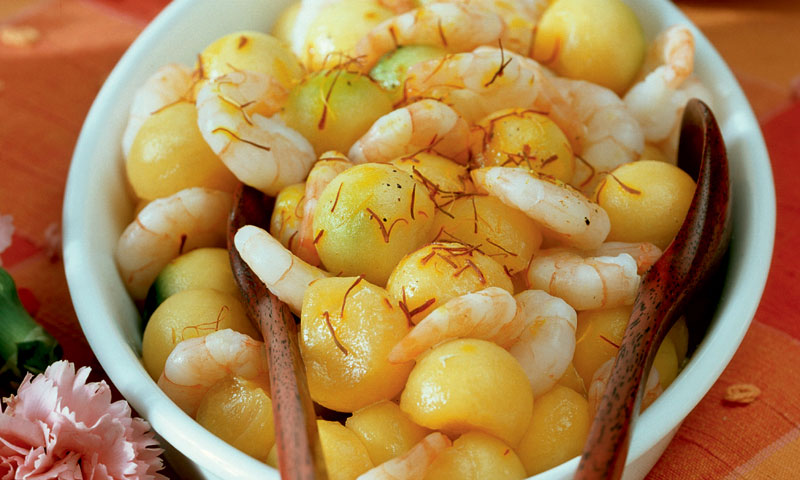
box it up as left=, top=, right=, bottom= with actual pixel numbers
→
left=357, top=432, right=451, bottom=480
left=388, top=287, right=518, bottom=363
left=234, top=225, right=329, bottom=314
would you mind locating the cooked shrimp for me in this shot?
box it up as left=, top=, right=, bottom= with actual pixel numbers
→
left=390, top=286, right=578, bottom=394
left=287, top=0, right=337, bottom=56
left=348, top=99, right=472, bottom=164
left=591, top=241, right=662, bottom=274
left=357, top=432, right=451, bottom=480
left=378, top=0, right=415, bottom=13
left=433, top=0, right=538, bottom=55
left=353, top=3, right=508, bottom=72
left=587, top=357, right=663, bottom=417
left=405, top=46, right=584, bottom=147
left=196, top=70, right=316, bottom=196
left=471, top=166, right=610, bottom=250
left=389, top=287, right=520, bottom=363
left=294, top=152, right=354, bottom=265
left=526, top=248, right=640, bottom=311
left=157, top=329, right=268, bottom=417
left=116, top=187, right=232, bottom=300
left=623, top=25, right=714, bottom=161
left=234, top=224, right=329, bottom=314
left=519, top=0, right=550, bottom=22
left=507, top=289, right=578, bottom=396
left=551, top=77, right=644, bottom=193
left=290, top=0, right=416, bottom=56
left=122, top=63, right=194, bottom=157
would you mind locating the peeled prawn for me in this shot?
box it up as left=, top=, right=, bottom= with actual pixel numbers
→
left=116, top=187, right=232, bottom=299
left=405, top=46, right=585, bottom=147
left=122, top=63, right=194, bottom=157
left=389, top=286, right=578, bottom=396
left=157, top=329, right=268, bottom=416
left=389, top=287, right=520, bottom=363
left=591, top=241, right=662, bottom=274
left=287, top=0, right=336, bottom=57
left=551, top=77, right=644, bottom=192
left=526, top=248, right=641, bottom=311
left=294, top=153, right=353, bottom=265
left=378, top=0, right=415, bottom=14
left=471, top=166, right=610, bottom=250
left=357, top=432, right=451, bottom=480
left=435, top=0, right=539, bottom=55
left=623, top=25, right=714, bottom=161
left=348, top=99, right=472, bottom=164
left=289, top=0, right=417, bottom=57
left=196, top=70, right=316, bottom=196
left=587, top=357, right=663, bottom=417
left=353, top=3, right=508, bottom=71
left=507, top=289, right=578, bottom=396
left=234, top=224, right=329, bottom=314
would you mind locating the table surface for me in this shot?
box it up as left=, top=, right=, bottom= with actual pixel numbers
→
left=2, top=1, right=799, bottom=478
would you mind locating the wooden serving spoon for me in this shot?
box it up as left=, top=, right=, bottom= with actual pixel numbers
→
left=574, top=98, right=732, bottom=479
left=228, top=183, right=328, bottom=480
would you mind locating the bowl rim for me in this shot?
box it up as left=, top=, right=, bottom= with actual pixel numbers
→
left=62, top=0, right=776, bottom=478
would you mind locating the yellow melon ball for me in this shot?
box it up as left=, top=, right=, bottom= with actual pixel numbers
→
left=266, top=443, right=279, bottom=469
left=386, top=242, right=514, bottom=324
left=400, top=339, right=533, bottom=447
left=532, top=0, right=645, bottom=94
left=198, top=31, right=304, bottom=91
left=300, top=277, right=413, bottom=412
left=345, top=400, right=432, bottom=465
left=594, top=160, right=696, bottom=250
left=640, top=143, right=670, bottom=163
left=126, top=102, right=238, bottom=201
left=430, top=194, right=543, bottom=276
left=516, top=385, right=591, bottom=476
left=145, top=248, right=239, bottom=316
left=271, top=1, right=300, bottom=46
left=318, top=420, right=375, bottom=480
left=574, top=306, right=681, bottom=390
left=312, top=163, right=436, bottom=286
left=269, top=182, right=306, bottom=251
left=475, top=108, right=575, bottom=183
left=303, top=0, right=394, bottom=71
left=424, top=431, right=526, bottom=480
left=141, top=288, right=259, bottom=380
left=667, top=316, right=689, bottom=364
left=283, top=70, right=393, bottom=156
left=195, top=376, right=275, bottom=461
left=573, top=306, right=630, bottom=388
left=556, top=362, right=587, bottom=397
left=388, top=152, right=472, bottom=201
left=652, top=336, right=679, bottom=390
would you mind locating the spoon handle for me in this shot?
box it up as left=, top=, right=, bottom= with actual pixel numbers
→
left=573, top=285, right=675, bottom=479
left=574, top=99, right=731, bottom=479
left=228, top=184, right=327, bottom=480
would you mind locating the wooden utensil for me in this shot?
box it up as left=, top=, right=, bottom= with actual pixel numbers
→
left=574, top=99, right=732, bottom=479
left=228, top=183, right=328, bottom=480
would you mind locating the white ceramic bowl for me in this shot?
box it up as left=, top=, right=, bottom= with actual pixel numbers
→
left=63, top=0, right=775, bottom=478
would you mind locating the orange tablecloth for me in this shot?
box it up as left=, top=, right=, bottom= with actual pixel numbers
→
left=1, top=1, right=799, bottom=478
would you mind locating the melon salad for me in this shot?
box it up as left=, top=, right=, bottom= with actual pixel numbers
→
left=116, top=0, right=710, bottom=477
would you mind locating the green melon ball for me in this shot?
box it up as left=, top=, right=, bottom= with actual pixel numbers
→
left=143, top=248, right=239, bottom=322
left=312, top=163, right=436, bottom=286
left=370, top=45, right=447, bottom=103
left=283, top=70, right=393, bottom=155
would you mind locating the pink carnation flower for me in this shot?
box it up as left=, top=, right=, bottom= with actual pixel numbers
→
left=0, top=361, right=166, bottom=480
